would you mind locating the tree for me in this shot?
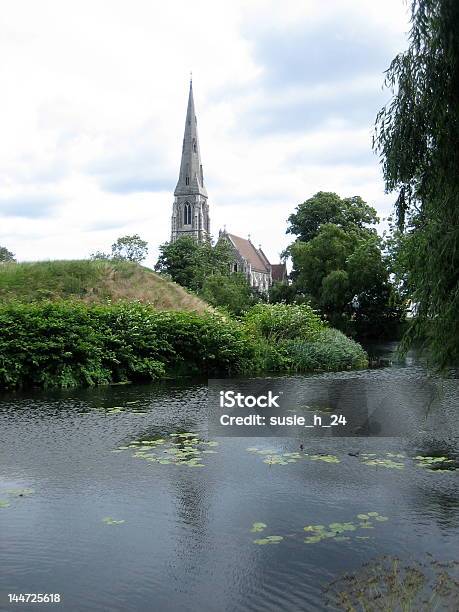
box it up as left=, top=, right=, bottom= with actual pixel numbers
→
left=89, top=250, right=110, bottom=261
left=155, top=236, right=234, bottom=292
left=287, top=197, right=403, bottom=338
left=269, top=281, right=297, bottom=304
left=0, top=246, right=16, bottom=263
left=111, top=234, right=148, bottom=263
left=286, top=192, right=379, bottom=244
left=374, top=0, right=459, bottom=366
left=200, top=272, right=257, bottom=316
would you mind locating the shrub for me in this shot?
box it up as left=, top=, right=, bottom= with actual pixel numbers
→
left=277, top=328, right=368, bottom=372
left=242, top=303, right=325, bottom=342
left=0, top=301, right=255, bottom=389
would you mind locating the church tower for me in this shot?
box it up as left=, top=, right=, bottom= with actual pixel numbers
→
left=171, top=79, right=210, bottom=242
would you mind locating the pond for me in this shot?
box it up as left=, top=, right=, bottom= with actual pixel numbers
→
left=0, top=344, right=458, bottom=611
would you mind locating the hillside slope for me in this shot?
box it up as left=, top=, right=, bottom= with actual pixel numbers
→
left=0, top=260, right=209, bottom=312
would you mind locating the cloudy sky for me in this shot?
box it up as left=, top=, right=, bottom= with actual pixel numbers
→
left=1, top=0, right=411, bottom=267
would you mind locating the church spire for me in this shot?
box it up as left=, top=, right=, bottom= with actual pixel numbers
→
left=170, top=79, right=210, bottom=243
left=174, top=79, right=207, bottom=197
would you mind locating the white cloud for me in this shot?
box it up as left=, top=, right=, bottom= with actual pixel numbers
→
left=0, top=0, right=410, bottom=267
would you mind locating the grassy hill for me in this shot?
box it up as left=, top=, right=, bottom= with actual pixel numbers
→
left=0, top=259, right=209, bottom=312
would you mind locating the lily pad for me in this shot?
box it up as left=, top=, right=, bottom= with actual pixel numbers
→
left=102, top=517, right=125, bottom=525
left=304, top=525, right=325, bottom=532
left=6, top=488, right=34, bottom=497
left=265, top=535, right=283, bottom=542
left=304, top=535, right=323, bottom=543
left=310, top=454, right=340, bottom=463
left=250, top=522, right=267, bottom=533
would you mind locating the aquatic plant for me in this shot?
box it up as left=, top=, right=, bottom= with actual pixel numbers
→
left=360, top=453, right=405, bottom=470
left=415, top=455, right=456, bottom=472
left=0, top=487, right=34, bottom=508
left=102, top=517, right=125, bottom=525
left=246, top=447, right=340, bottom=466
left=324, top=555, right=459, bottom=611
left=114, top=432, right=219, bottom=468
left=251, top=512, right=389, bottom=546
left=250, top=522, right=267, bottom=533
left=309, top=454, right=340, bottom=464
left=253, top=536, right=284, bottom=545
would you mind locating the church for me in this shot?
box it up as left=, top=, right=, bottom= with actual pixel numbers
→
left=170, top=80, right=286, bottom=293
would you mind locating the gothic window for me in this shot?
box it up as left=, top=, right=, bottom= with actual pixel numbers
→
left=185, top=176, right=190, bottom=185
left=193, top=139, right=197, bottom=152
left=184, top=202, right=192, bottom=225
left=233, top=263, right=238, bottom=273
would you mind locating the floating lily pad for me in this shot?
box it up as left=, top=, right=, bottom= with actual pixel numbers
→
left=5, top=488, right=34, bottom=497
left=102, top=517, right=125, bottom=525
left=304, top=535, right=323, bottom=543
left=265, top=535, right=283, bottom=542
left=117, top=432, right=219, bottom=468
left=310, top=454, right=340, bottom=463
left=304, top=525, right=325, bottom=532
left=0, top=500, right=10, bottom=508
left=250, top=522, right=267, bottom=533
left=362, top=458, right=404, bottom=469
left=414, top=455, right=456, bottom=471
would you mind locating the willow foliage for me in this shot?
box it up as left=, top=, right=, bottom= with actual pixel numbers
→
left=374, top=0, right=459, bottom=367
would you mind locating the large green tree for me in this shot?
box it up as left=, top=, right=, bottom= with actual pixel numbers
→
left=287, top=193, right=403, bottom=337
left=155, top=236, right=235, bottom=293
left=287, top=191, right=379, bottom=244
left=90, top=234, right=148, bottom=263
left=374, top=0, right=459, bottom=366
left=111, top=234, right=148, bottom=263
left=200, top=272, right=259, bottom=315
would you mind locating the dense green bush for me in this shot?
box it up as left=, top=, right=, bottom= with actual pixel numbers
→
left=243, top=304, right=367, bottom=373
left=242, top=303, right=325, bottom=342
left=0, top=301, right=368, bottom=390
left=277, top=328, right=368, bottom=372
left=0, top=301, right=255, bottom=389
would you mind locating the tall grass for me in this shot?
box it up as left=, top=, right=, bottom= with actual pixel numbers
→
left=0, top=260, right=209, bottom=311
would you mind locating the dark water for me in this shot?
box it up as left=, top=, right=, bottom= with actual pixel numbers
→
left=0, top=345, right=458, bottom=612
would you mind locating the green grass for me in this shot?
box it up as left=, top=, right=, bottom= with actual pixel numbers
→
left=0, top=260, right=209, bottom=312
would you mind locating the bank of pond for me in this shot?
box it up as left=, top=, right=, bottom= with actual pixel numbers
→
left=0, top=301, right=368, bottom=389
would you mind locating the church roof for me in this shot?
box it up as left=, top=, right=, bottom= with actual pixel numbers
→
left=225, top=232, right=270, bottom=273
left=174, top=80, right=207, bottom=198
left=271, top=263, right=287, bottom=282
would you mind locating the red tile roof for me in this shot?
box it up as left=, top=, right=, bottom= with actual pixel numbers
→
left=226, top=233, right=270, bottom=273
left=271, top=263, right=287, bottom=282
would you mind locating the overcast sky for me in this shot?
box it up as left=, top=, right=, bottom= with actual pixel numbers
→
left=1, top=0, right=411, bottom=267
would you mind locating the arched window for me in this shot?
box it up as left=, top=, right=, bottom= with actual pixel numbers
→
left=185, top=176, right=190, bottom=185
left=193, top=139, right=197, bottom=153
left=184, top=202, right=192, bottom=225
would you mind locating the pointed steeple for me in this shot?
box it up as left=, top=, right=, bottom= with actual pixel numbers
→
left=174, top=79, right=207, bottom=197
